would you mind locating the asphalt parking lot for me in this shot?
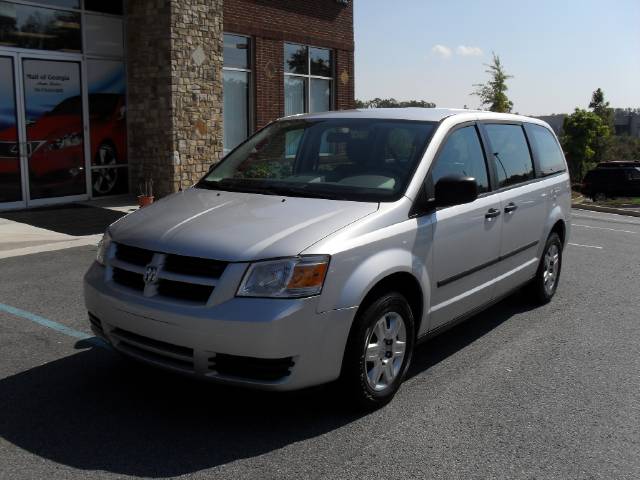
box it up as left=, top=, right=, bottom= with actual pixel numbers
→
left=1, top=208, right=639, bottom=479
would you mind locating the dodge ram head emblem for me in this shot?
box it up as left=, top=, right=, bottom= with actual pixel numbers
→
left=143, top=265, right=158, bottom=284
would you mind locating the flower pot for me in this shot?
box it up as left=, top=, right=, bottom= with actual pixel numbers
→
left=137, top=195, right=154, bottom=208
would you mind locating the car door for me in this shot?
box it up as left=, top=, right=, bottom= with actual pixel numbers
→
left=427, top=123, right=503, bottom=330
left=481, top=122, right=547, bottom=296
left=628, top=167, right=640, bottom=196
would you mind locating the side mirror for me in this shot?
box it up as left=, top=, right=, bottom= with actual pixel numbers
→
left=434, top=175, right=478, bottom=208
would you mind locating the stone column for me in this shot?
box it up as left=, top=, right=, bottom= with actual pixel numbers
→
left=126, top=0, right=224, bottom=198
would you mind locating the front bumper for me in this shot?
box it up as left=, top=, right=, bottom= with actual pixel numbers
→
left=83, top=263, right=356, bottom=390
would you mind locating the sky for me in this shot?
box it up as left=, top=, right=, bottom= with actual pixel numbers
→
left=354, top=0, right=640, bottom=116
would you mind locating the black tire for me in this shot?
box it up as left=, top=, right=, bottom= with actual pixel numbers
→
left=593, top=192, right=607, bottom=202
left=340, top=292, right=415, bottom=410
left=525, top=232, right=563, bottom=305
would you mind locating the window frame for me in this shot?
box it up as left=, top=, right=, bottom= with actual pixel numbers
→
left=522, top=122, right=567, bottom=178
left=424, top=121, right=494, bottom=203
left=222, top=32, right=254, bottom=154
left=283, top=42, right=334, bottom=115
left=477, top=120, right=539, bottom=192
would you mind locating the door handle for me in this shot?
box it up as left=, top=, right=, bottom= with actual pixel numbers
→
left=485, top=208, right=501, bottom=219
left=504, top=202, right=518, bottom=214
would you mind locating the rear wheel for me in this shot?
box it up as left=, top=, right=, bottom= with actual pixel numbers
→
left=340, top=292, right=415, bottom=410
left=526, top=232, right=563, bottom=304
left=593, top=192, right=606, bottom=202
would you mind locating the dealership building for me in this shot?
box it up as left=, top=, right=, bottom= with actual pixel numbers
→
left=0, top=0, right=355, bottom=209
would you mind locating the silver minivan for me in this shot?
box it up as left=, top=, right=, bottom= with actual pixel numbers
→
left=84, top=108, right=570, bottom=408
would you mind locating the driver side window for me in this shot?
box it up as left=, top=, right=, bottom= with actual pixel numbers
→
left=430, top=125, right=490, bottom=193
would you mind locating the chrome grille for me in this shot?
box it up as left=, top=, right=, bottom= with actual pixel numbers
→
left=110, top=243, right=227, bottom=304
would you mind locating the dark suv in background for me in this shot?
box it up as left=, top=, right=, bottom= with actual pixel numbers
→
left=583, top=161, right=640, bottom=201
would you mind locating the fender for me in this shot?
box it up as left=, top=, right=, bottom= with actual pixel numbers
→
left=318, top=247, right=432, bottom=334
left=537, top=201, right=569, bottom=259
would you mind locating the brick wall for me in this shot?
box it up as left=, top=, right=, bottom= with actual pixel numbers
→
left=170, top=0, right=224, bottom=192
left=224, top=0, right=355, bottom=128
left=126, top=0, right=223, bottom=197
left=254, top=36, right=283, bottom=128
left=126, top=0, right=173, bottom=196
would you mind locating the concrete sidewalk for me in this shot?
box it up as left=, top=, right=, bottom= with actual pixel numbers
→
left=0, top=196, right=137, bottom=259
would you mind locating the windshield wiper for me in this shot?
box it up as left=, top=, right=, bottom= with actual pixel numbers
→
left=267, top=184, right=351, bottom=201
left=197, top=179, right=351, bottom=200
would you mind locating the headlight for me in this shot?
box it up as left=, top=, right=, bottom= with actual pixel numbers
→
left=96, top=231, right=112, bottom=266
left=48, top=132, right=82, bottom=150
left=237, top=255, right=330, bottom=298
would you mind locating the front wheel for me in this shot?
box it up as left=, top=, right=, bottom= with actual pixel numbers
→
left=340, top=292, right=415, bottom=410
left=526, top=232, right=563, bottom=304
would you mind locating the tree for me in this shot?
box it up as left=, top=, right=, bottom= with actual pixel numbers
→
left=587, top=88, right=615, bottom=163
left=561, top=109, right=611, bottom=181
left=589, top=88, right=614, bottom=132
left=602, top=135, right=640, bottom=162
left=355, top=98, right=436, bottom=109
left=472, top=52, right=513, bottom=113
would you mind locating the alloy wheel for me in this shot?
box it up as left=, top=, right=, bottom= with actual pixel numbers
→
left=364, top=312, right=407, bottom=391
left=93, top=144, right=119, bottom=195
left=543, top=243, right=560, bottom=295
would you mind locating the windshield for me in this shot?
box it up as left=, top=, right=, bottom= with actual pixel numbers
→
left=197, top=118, right=437, bottom=202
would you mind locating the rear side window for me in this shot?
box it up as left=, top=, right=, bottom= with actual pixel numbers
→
left=430, top=125, right=490, bottom=193
left=526, top=124, right=566, bottom=176
left=484, top=124, right=535, bottom=188
left=628, top=168, right=640, bottom=180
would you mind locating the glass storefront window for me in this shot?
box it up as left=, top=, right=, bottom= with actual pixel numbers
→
left=0, top=56, right=22, bottom=203
left=284, top=43, right=308, bottom=75
left=34, top=1, right=80, bottom=8
left=23, top=59, right=86, bottom=199
left=223, top=70, right=249, bottom=154
left=85, top=14, right=123, bottom=56
left=310, top=48, right=332, bottom=77
left=0, top=1, right=126, bottom=206
left=224, top=34, right=250, bottom=69
left=87, top=59, right=127, bottom=197
left=223, top=33, right=251, bottom=154
left=284, top=44, right=333, bottom=115
left=284, top=76, right=306, bottom=116
left=310, top=78, right=331, bottom=113
left=0, top=1, right=81, bottom=52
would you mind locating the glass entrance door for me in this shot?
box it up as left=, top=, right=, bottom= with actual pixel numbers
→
left=0, top=55, right=23, bottom=206
left=22, top=58, right=86, bottom=200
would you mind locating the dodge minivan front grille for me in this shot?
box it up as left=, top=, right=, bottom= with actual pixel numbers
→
left=109, top=243, right=227, bottom=304
left=157, top=279, right=214, bottom=303
left=112, top=267, right=145, bottom=291
left=164, top=253, right=227, bottom=278
left=115, top=243, right=154, bottom=266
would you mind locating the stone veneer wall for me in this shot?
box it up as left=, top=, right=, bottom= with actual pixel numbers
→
left=126, top=0, right=223, bottom=198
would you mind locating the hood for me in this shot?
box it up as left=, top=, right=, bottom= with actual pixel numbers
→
left=110, top=187, right=378, bottom=261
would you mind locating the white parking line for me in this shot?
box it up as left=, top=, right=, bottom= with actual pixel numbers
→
left=568, top=242, right=603, bottom=249
left=572, top=224, right=638, bottom=234
left=572, top=213, right=640, bottom=226
left=0, top=235, right=101, bottom=260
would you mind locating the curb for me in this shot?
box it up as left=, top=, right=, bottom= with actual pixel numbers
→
left=572, top=203, right=640, bottom=218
